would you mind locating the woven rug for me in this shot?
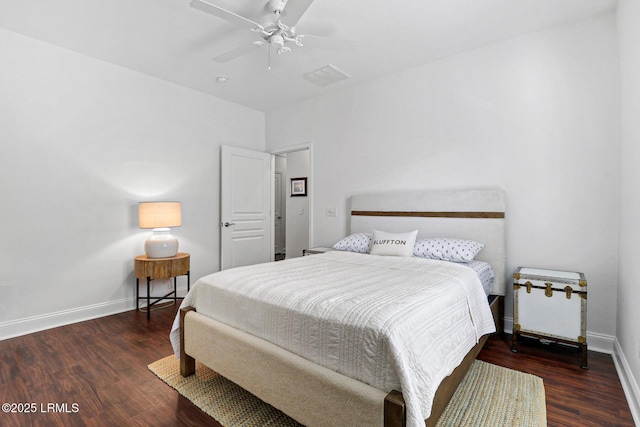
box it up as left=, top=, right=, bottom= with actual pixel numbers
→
left=148, top=356, right=546, bottom=427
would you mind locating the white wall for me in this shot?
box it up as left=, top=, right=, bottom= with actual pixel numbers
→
left=0, top=28, right=265, bottom=337
left=617, top=0, right=640, bottom=422
left=267, top=13, right=619, bottom=346
left=285, top=149, right=310, bottom=258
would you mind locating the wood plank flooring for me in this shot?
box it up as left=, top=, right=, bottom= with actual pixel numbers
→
left=479, top=333, right=635, bottom=427
left=0, top=306, right=635, bottom=426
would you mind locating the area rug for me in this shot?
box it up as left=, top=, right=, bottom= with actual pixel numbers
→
left=148, top=356, right=546, bottom=427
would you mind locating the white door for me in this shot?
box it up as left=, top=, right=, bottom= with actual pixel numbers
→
left=220, top=145, right=273, bottom=270
left=274, top=172, right=286, bottom=256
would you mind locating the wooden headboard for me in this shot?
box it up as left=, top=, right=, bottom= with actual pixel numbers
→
left=349, top=189, right=506, bottom=295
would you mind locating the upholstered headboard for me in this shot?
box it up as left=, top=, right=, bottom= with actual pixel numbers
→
left=349, top=189, right=506, bottom=295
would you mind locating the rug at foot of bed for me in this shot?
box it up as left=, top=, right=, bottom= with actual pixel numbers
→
left=148, top=356, right=546, bottom=427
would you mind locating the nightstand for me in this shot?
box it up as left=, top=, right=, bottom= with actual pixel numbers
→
left=512, top=266, right=588, bottom=369
left=302, top=247, right=334, bottom=256
left=134, top=252, right=190, bottom=320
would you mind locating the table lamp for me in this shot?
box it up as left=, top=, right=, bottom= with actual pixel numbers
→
left=138, top=201, right=182, bottom=258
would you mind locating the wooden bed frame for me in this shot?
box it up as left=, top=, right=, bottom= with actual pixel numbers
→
left=179, top=189, right=506, bottom=427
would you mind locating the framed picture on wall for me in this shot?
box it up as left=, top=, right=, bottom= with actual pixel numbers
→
left=290, top=177, right=307, bottom=197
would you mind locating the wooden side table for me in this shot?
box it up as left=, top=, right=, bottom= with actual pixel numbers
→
left=134, top=252, right=190, bottom=320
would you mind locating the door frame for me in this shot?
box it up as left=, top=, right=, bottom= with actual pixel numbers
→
left=270, top=143, right=314, bottom=253
left=273, top=169, right=286, bottom=256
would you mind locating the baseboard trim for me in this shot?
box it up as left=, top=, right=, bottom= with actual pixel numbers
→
left=613, top=339, right=640, bottom=426
left=0, top=285, right=188, bottom=341
left=503, top=317, right=615, bottom=354
left=0, top=299, right=133, bottom=341
left=586, top=331, right=616, bottom=354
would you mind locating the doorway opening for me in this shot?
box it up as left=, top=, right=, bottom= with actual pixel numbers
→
left=271, top=144, right=313, bottom=260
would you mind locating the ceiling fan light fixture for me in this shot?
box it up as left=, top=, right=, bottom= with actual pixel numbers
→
left=191, top=0, right=355, bottom=78
left=271, top=34, right=285, bottom=48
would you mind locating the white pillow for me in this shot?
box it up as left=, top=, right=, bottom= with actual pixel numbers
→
left=413, top=238, right=484, bottom=262
left=332, top=233, right=372, bottom=253
left=370, top=230, right=418, bottom=257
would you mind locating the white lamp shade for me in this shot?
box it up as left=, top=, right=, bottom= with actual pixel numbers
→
left=139, top=202, right=182, bottom=258
left=138, top=202, right=182, bottom=228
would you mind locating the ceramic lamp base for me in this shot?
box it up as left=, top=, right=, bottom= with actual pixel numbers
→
left=145, top=228, right=179, bottom=258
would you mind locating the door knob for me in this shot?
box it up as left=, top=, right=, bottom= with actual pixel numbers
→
left=222, top=222, right=236, bottom=227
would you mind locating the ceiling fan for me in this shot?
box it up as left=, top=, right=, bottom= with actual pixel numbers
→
left=190, top=0, right=356, bottom=68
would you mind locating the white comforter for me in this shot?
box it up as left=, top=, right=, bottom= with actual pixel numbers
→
left=170, top=251, right=495, bottom=427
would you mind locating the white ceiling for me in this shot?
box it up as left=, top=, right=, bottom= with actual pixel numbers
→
left=0, top=0, right=617, bottom=112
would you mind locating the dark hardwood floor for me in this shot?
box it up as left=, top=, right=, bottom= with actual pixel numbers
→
left=478, top=333, right=635, bottom=427
left=0, top=306, right=635, bottom=426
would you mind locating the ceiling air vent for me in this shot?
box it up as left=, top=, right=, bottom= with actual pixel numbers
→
left=303, top=64, right=351, bottom=87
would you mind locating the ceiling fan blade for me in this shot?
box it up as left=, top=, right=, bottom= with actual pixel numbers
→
left=281, top=0, right=315, bottom=27
left=190, top=0, right=262, bottom=30
left=299, top=35, right=359, bottom=53
left=213, top=41, right=264, bottom=63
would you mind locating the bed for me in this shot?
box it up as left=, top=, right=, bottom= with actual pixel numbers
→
left=169, top=189, right=506, bottom=427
